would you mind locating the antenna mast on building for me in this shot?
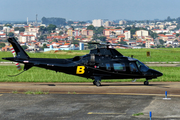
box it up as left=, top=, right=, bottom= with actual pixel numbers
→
left=27, top=17, right=28, bottom=25
left=36, top=14, right=38, bottom=26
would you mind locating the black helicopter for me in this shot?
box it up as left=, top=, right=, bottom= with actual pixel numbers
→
left=2, top=37, right=163, bottom=86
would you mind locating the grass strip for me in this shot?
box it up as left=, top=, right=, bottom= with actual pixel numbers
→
left=132, top=113, right=144, bottom=116
left=25, top=90, right=49, bottom=95
left=1, top=48, right=180, bottom=62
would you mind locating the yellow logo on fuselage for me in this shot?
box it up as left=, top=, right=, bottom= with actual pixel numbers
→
left=76, top=66, right=85, bottom=74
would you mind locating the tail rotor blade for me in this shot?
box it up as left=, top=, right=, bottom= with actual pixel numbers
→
left=10, top=45, right=22, bottom=71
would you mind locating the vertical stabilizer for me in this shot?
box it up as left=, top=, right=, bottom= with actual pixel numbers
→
left=8, top=37, right=30, bottom=59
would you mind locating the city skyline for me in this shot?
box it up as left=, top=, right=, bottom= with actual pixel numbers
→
left=1, top=0, right=180, bottom=21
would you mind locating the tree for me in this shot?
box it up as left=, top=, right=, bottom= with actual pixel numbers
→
left=19, top=27, right=25, bottom=32
left=71, top=26, right=74, bottom=30
left=39, top=26, right=46, bottom=34
left=7, top=32, right=14, bottom=37
left=67, top=21, right=74, bottom=25
left=118, top=41, right=127, bottom=45
left=41, top=17, right=66, bottom=26
left=124, top=26, right=146, bottom=35
left=14, top=27, right=25, bottom=32
left=21, top=45, right=28, bottom=50
left=14, top=27, right=20, bottom=31
left=52, top=39, right=58, bottom=42
left=38, top=36, right=45, bottom=40
left=95, top=26, right=105, bottom=35
left=87, top=25, right=95, bottom=30
left=115, top=27, right=122, bottom=29
left=141, top=43, right=145, bottom=47
left=47, top=24, right=57, bottom=33
left=149, top=31, right=158, bottom=39
left=59, top=31, right=63, bottom=35
left=176, top=33, right=180, bottom=37
left=157, top=45, right=165, bottom=48
left=174, top=39, right=178, bottom=42
left=41, top=44, right=47, bottom=50
left=159, top=39, right=165, bottom=45
left=151, top=46, right=155, bottom=48
left=4, top=24, right=12, bottom=28
left=0, top=43, right=5, bottom=48
left=92, top=35, right=98, bottom=40
left=0, top=26, right=3, bottom=30
left=98, top=36, right=106, bottom=42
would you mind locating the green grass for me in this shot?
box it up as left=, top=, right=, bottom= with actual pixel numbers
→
left=25, top=90, right=49, bottom=95
left=0, top=65, right=180, bottom=82
left=12, top=90, right=18, bottom=94
left=132, top=112, right=144, bottom=116
left=1, top=48, right=180, bottom=62
left=117, top=48, right=180, bottom=62
left=1, top=48, right=180, bottom=83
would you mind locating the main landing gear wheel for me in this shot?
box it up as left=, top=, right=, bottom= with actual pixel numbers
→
left=95, top=81, right=101, bottom=86
left=93, top=76, right=101, bottom=86
left=144, top=81, right=149, bottom=85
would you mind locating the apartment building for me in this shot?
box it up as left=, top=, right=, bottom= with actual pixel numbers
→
left=81, top=30, right=93, bottom=37
left=119, top=20, right=127, bottom=25
left=136, top=30, right=149, bottom=37
left=124, top=31, right=131, bottom=39
left=104, top=21, right=112, bottom=26
left=67, top=28, right=73, bottom=36
left=25, top=26, right=39, bottom=33
left=19, top=34, right=35, bottom=42
left=92, top=19, right=103, bottom=27
left=103, top=29, right=123, bottom=36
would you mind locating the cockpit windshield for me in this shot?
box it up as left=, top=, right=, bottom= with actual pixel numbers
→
left=136, top=60, right=149, bottom=72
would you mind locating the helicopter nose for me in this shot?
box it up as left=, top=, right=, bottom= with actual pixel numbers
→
left=150, top=69, right=163, bottom=77
left=155, top=71, right=163, bottom=77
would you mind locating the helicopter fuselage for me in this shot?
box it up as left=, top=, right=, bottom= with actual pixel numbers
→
left=2, top=37, right=163, bottom=86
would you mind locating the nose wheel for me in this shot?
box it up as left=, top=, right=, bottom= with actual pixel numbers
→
left=93, top=76, right=101, bottom=86
left=144, top=80, right=149, bottom=85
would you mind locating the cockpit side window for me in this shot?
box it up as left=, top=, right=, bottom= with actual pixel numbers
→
left=129, top=62, right=138, bottom=72
left=136, top=60, right=149, bottom=72
left=113, top=63, right=126, bottom=71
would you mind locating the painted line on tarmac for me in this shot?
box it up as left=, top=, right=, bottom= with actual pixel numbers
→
left=0, top=94, right=3, bottom=96
left=74, top=93, right=180, bottom=97
left=87, top=112, right=126, bottom=115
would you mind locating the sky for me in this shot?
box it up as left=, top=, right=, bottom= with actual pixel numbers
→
left=1, top=0, right=180, bottom=22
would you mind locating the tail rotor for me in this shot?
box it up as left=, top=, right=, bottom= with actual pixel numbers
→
left=9, top=45, right=22, bottom=71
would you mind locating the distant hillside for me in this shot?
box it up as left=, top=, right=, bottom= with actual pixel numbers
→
left=41, top=17, right=66, bottom=26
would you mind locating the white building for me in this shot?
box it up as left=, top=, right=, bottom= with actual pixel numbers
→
left=145, top=40, right=154, bottom=48
left=136, top=30, right=149, bottom=37
left=104, top=21, right=112, bottom=26
left=124, top=31, right=131, bottom=39
left=119, top=20, right=127, bottom=25
left=3, top=27, right=11, bottom=33
left=92, top=19, right=103, bottom=27
left=19, top=35, right=35, bottom=42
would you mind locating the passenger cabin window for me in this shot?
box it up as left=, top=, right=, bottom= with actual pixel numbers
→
left=129, top=62, right=138, bottom=72
left=106, top=63, right=111, bottom=70
left=113, top=63, right=126, bottom=71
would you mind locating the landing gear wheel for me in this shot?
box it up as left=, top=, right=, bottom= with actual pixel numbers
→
left=144, top=81, right=149, bottom=85
left=95, top=81, right=101, bottom=86
left=93, top=76, right=101, bottom=87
